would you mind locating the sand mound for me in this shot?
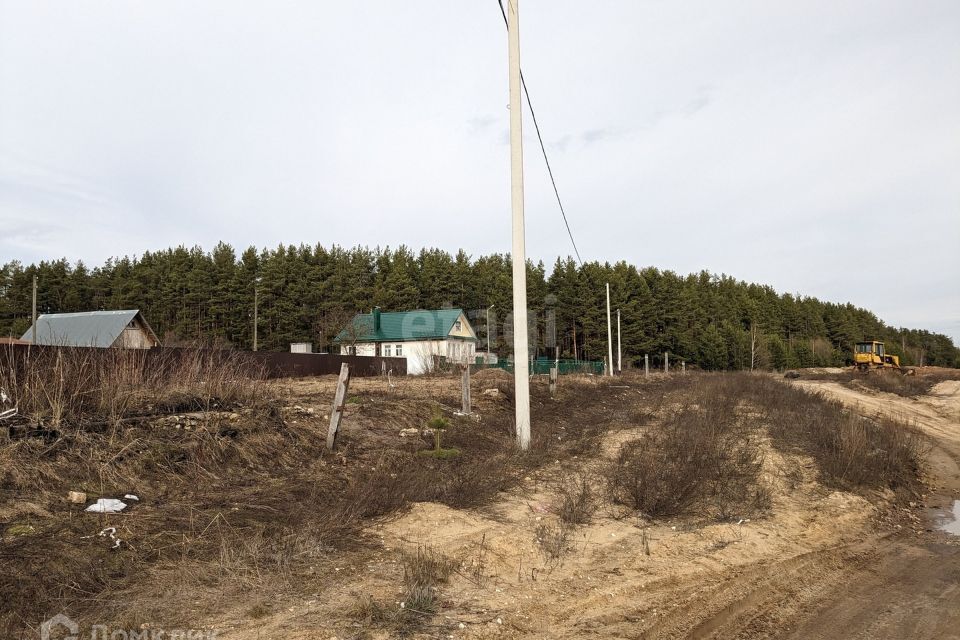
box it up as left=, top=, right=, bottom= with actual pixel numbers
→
left=472, top=367, right=513, bottom=382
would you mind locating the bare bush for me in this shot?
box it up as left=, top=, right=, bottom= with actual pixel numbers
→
left=553, top=471, right=596, bottom=525
left=605, top=377, right=768, bottom=520
left=534, top=521, right=572, bottom=565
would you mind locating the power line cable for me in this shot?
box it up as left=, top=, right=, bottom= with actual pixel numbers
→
left=496, top=0, right=583, bottom=265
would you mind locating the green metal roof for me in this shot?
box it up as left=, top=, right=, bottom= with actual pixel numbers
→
left=334, top=308, right=476, bottom=343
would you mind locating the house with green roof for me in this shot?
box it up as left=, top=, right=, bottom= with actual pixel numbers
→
left=334, top=308, right=477, bottom=374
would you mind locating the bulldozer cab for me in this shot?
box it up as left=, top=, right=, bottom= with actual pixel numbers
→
left=854, top=341, right=883, bottom=356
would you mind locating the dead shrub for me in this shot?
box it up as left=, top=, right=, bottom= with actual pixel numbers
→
left=605, top=377, right=769, bottom=520
left=553, top=471, right=596, bottom=525
left=534, top=521, right=572, bottom=565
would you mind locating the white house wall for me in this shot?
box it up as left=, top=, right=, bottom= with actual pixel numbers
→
left=354, top=343, right=376, bottom=357
left=352, top=339, right=477, bottom=375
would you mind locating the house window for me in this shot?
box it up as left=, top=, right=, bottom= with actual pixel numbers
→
left=454, top=320, right=462, bottom=331
left=395, top=344, right=403, bottom=356
left=383, top=344, right=391, bottom=357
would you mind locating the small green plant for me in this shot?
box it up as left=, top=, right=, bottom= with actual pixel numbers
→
left=421, top=407, right=460, bottom=459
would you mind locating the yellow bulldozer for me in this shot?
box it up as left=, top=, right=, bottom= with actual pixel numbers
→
left=853, top=341, right=914, bottom=374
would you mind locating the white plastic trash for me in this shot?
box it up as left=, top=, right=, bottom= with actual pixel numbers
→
left=85, top=498, right=127, bottom=513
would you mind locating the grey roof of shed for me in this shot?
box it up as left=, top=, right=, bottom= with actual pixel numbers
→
left=21, top=310, right=159, bottom=348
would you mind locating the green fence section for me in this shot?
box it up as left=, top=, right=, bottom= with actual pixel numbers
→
left=475, top=358, right=605, bottom=375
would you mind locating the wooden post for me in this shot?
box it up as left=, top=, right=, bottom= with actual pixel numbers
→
left=326, top=363, right=351, bottom=450
left=681, top=360, right=686, bottom=374
left=461, top=364, right=472, bottom=415
left=31, top=275, right=37, bottom=345
left=549, top=366, right=558, bottom=395
left=664, top=351, right=669, bottom=374
left=572, top=322, right=577, bottom=361
left=616, top=309, right=622, bottom=374
left=253, top=285, right=258, bottom=352
left=644, top=353, right=649, bottom=377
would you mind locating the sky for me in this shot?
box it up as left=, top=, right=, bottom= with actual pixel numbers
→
left=1, top=1, right=958, bottom=341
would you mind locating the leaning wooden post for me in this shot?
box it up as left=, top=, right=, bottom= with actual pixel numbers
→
left=664, top=351, right=669, bottom=374
left=644, top=353, right=649, bottom=378
left=461, top=364, right=472, bottom=415
left=326, top=363, right=351, bottom=450
left=549, top=366, right=558, bottom=396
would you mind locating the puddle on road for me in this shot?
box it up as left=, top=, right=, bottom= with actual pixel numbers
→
left=932, top=500, right=960, bottom=536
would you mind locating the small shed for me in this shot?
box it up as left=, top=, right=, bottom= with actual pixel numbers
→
left=21, top=310, right=161, bottom=349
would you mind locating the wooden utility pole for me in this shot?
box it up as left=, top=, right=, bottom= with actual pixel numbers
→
left=31, top=275, right=37, bottom=345
left=461, top=365, right=472, bottom=415
left=572, top=322, right=577, bottom=361
left=507, top=0, right=531, bottom=450
left=253, top=285, right=259, bottom=352
left=606, top=283, right=613, bottom=376
left=486, top=304, right=495, bottom=362
left=326, top=363, right=351, bottom=450
left=616, top=308, right=622, bottom=374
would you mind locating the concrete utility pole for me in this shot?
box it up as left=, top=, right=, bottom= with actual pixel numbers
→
left=606, top=283, right=613, bottom=376
left=507, top=0, right=531, bottom=450
left=616, top=308, right=622, bottom=374
left=487, top=304, right=495, bottom=362
left=253, top=285, right=259, bottom=352
left=31, top=275, right=37, bottom=345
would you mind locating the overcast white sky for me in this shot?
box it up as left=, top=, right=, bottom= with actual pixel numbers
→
left=1, top=1, right=958, bottom=340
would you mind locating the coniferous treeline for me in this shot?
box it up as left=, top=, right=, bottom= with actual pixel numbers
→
left=1, top=243, right=957, bottom=369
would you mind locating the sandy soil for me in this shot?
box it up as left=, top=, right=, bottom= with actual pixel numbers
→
left=217, top=375, right=960, bottom=640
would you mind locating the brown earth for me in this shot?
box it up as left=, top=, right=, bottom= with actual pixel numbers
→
left=210, top=375, right=960, bottom=640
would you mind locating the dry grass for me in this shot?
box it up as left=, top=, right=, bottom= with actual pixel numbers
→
left=747, top=375, right=926, bottom=494
left=0, top=363, right=929, bottom=637
left=0, top=346, right=266, bottom=429
left=0, top=362, right=652, bottom=637
left=605, top=373, right=925, bottom=522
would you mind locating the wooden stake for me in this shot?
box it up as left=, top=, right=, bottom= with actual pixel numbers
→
left=461, top=364, right=472, bottom=415
left=31, top=275, right=37, bottom=345
left=326, top=363, right=351, bottom=450
left=549, top=366, right=558, bottom=395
